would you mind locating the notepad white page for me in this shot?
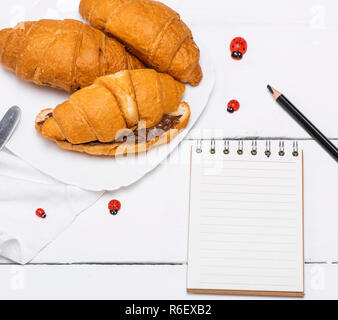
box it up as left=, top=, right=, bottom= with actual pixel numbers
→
left=187, top=146, right=304, bottom=294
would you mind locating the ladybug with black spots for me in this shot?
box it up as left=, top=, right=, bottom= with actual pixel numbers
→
left=108, top=200, right=121, bottom=215
left=36, top=208, right=47, bottom=219
left=227, top=100, right=240, bottom=113
left=230, top=37, right=247, bottom=60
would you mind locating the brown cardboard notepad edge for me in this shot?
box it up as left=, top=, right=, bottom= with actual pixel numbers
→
left=187, top=289, right=304, bottom=298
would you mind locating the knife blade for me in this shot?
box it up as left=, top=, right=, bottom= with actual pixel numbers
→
left=0, top=106, right=21, bottom=152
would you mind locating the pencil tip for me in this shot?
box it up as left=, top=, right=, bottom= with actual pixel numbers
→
left=267, top=85, right=281, bottom=100
left=267, top=85, right=273, bottom=94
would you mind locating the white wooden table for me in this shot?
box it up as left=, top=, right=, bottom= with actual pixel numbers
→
left=1, top=0, right=338, bottom=300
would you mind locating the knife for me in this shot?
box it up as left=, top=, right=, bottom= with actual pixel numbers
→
left=0, top=106, right=21, bottom=152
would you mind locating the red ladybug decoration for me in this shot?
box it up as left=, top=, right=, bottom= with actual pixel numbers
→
left=108, top=200, right=121, bottom=215
left=230, top=37, right=247, bottom=60
left=227, top=100, right=240, bottom=113
left=36, top=208, right=46, bottom=219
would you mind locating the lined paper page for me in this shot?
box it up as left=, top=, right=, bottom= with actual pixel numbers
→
left=187, top=143, right=304, bottom=294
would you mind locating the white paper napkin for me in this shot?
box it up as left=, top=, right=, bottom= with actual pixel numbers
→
left=0, top=149, right=103, bottom=264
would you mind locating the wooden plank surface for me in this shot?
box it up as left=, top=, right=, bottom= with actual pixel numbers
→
left=1, top=0, right=337, bottom=140
left=179, top=0, right=338, bottom=138
left=0, top=264, right=336, bottom=300
left=0, top=0, right=337, bottom=300
left=0, top=140, right=331, bottom=265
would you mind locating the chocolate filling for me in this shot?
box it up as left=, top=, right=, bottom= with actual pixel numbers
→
left=37, top=112, right=53, bottom=125
left=84, top=114, right=182, bottom=147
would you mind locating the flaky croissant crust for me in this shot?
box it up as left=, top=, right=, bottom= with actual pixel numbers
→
left=37, top=102, right=191, bottom=157
left=35, top=69, right=186, bottom=147
left=79, top=0, right=203, bottom=86
left=0, top=19, right=144, bottom=92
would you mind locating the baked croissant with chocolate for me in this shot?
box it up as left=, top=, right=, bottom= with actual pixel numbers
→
left=0, top=19, right=144, bottom=92
left=79, top=0, right=202, bottom=86
left=35, top=69, right=190, bottom=156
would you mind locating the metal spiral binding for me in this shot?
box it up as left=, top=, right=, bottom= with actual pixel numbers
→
left=251, top=141, right=257, bottom=155
left=293, top=141, right=299, bottom=157
left=196, top=140, right=299, bottom=157
left=265, top=140, right=271, bottom=158
left=210, top=139, right=216, bottom=154
left=196, top=140, right=202, bottom=153
left=279, top=141, right=285, bottom=156
left=223, top=140, right=230, bottom=154
left=237, top=140, right=244, bottom=155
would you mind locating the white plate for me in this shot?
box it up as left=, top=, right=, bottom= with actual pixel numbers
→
left=0, top=1, right=215, bottom=191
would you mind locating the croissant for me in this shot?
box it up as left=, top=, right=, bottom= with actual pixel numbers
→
left=35, top=69, right=190, bottom=156
left=79, top=0, right=203, bottom=86
left=0, top=19, right=144, bottom=92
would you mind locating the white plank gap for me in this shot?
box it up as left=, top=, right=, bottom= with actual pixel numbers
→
left=0, top=264, right=337, bottom=300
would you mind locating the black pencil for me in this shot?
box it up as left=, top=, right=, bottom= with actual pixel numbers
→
left=267, top=85, right=338, bottom=162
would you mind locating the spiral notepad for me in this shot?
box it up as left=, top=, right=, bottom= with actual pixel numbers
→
left=187, top=140, right=304, bottom=297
